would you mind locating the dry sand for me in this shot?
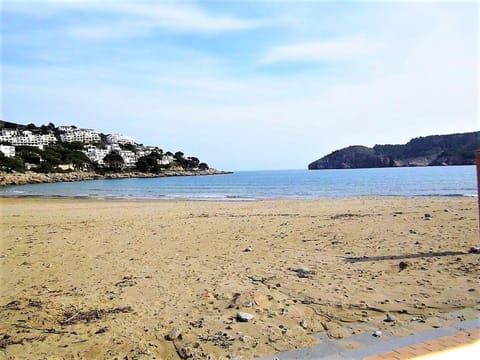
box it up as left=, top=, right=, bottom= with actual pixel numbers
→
left=0, top=196, right=478, bottom=359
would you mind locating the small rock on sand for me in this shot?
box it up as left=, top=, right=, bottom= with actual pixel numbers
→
left=243, top=300, right=253, bottom=308
left=94, top=326, right=108, bottom=334
left=236, top=312, right=254, bottom=322
left=290, top=266, right=315, bottom=278
left=385, top=313, right=395, bottom=322
left=373, top=330, right=382, bottom=337
left=300, top=319, right=308, bottom=329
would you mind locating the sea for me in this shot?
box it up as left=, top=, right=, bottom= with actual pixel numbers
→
left=0, top=166, right=476, bottom=200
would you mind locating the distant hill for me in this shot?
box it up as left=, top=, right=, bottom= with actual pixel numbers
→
left=308, top=132, right=480, bottom=170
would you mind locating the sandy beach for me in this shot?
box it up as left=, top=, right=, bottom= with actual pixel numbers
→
left=0, top=196, right=478, bottom=359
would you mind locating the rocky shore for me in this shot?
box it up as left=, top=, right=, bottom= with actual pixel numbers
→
left=0, top=169, right=232, bottom=186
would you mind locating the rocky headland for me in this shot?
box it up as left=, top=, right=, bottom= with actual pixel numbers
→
left=0, top=169, right=232, bottom=187
left=309, top=131, right=480, bottom=169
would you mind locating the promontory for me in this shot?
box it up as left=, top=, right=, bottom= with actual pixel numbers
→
left=308, top=131, right=480, bottom=170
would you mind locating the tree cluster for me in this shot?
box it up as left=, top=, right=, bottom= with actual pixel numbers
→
left=0, top=145, right=91, bottom=173
left=135, top=151, right=168, bottom=173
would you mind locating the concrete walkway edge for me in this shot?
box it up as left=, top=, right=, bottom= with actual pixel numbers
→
left=259, top=317, right=479, bottom=360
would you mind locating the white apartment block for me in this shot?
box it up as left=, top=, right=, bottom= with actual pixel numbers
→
left=83, top=146, right=137, bottom=167
left=0, top=145, right=15, bottom=157
left=0, top=132, right=57, bottom=147
left=82, top=146, right=109, bottom=166
left=120, top=150, right=136, bottom=167
left=59, top=128, right=101, bottom=143
left=107, top=134, right=135, bottom=145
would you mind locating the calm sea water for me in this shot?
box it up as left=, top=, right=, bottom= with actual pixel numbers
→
left=0, top=166, right=476, bottom=200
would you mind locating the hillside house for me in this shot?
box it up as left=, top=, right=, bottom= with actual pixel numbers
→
left=120, top=150, right=136, bottom=167
left=0, top=145, right=15, bottom=157
left=107, top=134, right=136, bottom=145
left=59, top=128, right=101, bottom=143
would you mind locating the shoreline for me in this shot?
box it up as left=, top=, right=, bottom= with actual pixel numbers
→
left=0, top=194, right=475, bottom=202
left=1, top=196, right=478, bottom=359
left=0, top=169, right=233, bottom=186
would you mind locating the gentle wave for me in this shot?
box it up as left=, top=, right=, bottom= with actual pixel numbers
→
left=2, top=190, right=26, bottom=194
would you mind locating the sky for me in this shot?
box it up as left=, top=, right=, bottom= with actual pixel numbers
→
left=1, top=0, right=478, bottom=171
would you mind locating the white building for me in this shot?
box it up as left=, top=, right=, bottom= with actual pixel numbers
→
left=107, top=134, right=135, bottom=145
left=59, top=128, right=101, bottom=143
left=1, top=133, right=57, bottom=147
left=0, top=127, right=58, bottom=147
left=1, top=129, right=19, bottom=137
left=83, top=145, right=137, bottom=167
left=108, top=144, right=121, bottom=152
left=58, top=164, right=75, bottom=171
left=58, top=126, right=76, bottom=132
left=136, top=150, right=146, bottom=158
left=120, top=150, right=136, bottom=167
left=0, top=145, right=15, bottom=157
left=82, top=146, right=109, bottom=166
left=0, top=135, right=11, bottom=143
left=158, top=155, right=174, bottom=165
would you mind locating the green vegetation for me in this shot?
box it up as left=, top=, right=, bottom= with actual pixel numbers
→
left=135, top=151, right=172, bottom=173
left=103, top=151, right=124, bottom=171
left=199, top=162, right=209, bottom=170
left=119, top=143, right=136, bottom=152
left=0, top=152, right=25, bottom=172
left=0, top=145, right=92, bottom=173
left=373, top=132, right=480, bottom=163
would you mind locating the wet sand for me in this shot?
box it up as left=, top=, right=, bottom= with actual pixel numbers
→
left=0, top=197, right=478, bottom=359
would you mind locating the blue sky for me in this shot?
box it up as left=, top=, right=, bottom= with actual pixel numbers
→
left=1, top=0, right=478, bottom=170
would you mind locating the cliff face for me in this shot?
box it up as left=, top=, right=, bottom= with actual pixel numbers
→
left=308, top=146, right=393, bottom=169
left=308, top=131, right=480, bottom=170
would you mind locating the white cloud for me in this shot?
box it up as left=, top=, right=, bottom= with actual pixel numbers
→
left=67, top=21, right=152, bottom=40
left=260, top=35, right=377, bottom=64
left=115, top=3, right=263, bottom=32
left=5, top=1, right=264, bottom=37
